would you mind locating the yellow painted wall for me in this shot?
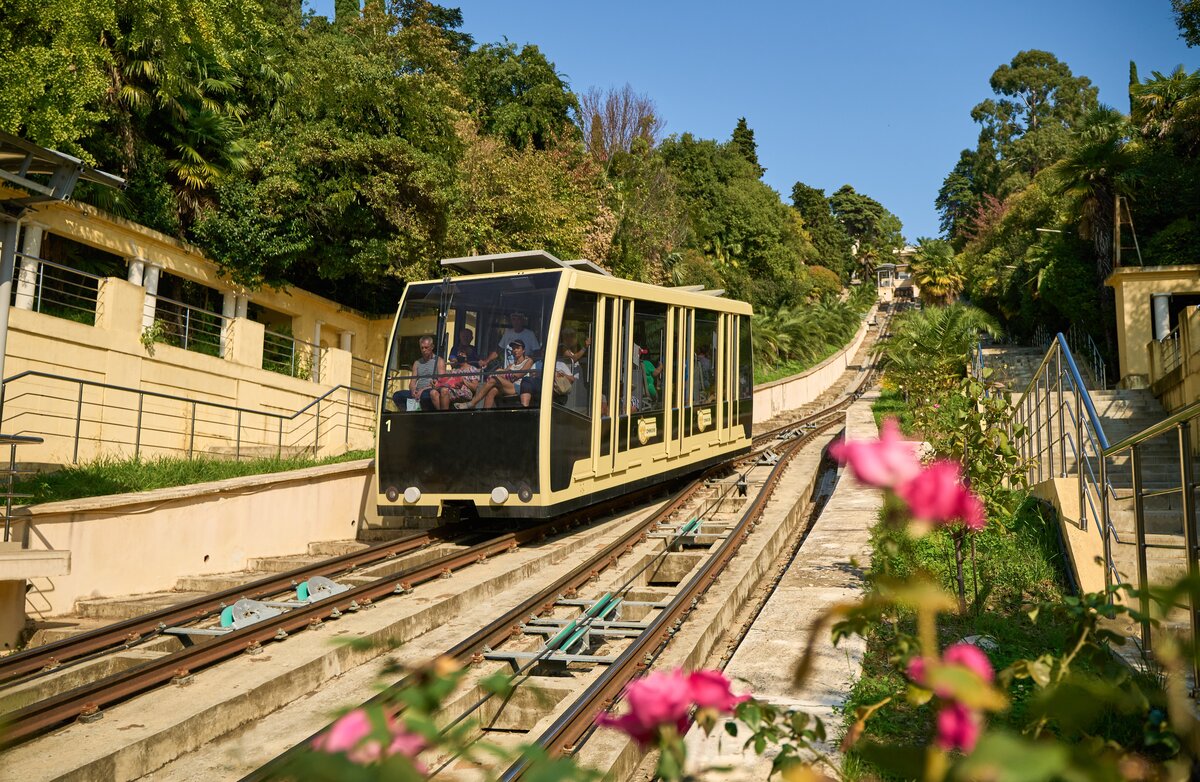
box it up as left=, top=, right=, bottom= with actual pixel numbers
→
left=0, top=199, right=393, bottom=465
left=1106, top=265, right=1200, bottom=385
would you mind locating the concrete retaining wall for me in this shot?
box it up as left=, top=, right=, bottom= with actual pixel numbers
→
left=15, top=459, right=374, bottom=618
left=751, top=304, right=876, bottom=424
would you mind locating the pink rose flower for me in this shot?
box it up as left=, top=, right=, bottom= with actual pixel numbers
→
left=958, top=491, right=987, bottom=532
left=312, top=708, right=427, bottom=767
left=943, top=643, right=994, bottom=682
left=936, top=702, right=982, bottom=752
left=896, top=460, right=966, bottom=522
left=894, top=460, right=987, bottom=532
left=688, top=670, right=749, bottom=712
left=906, top=655, right=927, bottom=685
left=830, top=417, right=921, bottom=489
left=313, top=709, right=371, bottom=755
left=597, top=669, right=692, bottom=747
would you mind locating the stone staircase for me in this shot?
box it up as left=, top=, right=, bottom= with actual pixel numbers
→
left=982, top=344, right=1190, bottom=625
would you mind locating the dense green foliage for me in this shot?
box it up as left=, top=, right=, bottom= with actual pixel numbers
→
left=0, top=0, right=896, bottom=358
left=18, top=450, right=374, bottom=504
left=752, top=280, right=875, bottom=384
left=936, top=37, right=1200, bottom=350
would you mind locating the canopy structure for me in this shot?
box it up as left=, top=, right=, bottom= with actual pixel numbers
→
left=0, top=131, right=124, bottom=206
left=0, top=132, right=123, bottom=386
left=441, top=250, right=612, bottom=277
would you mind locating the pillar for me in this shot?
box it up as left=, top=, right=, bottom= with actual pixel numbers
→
left=313, top=320, right=323, bottom=383
left=235, top=295, right=249, bottom=319
left=1153, top=293, right=1171, bottom=341
left=126, top=257, right=145, bottom=286
left=14, top=223, right=44, bottom=311
left=339, top=330, right=353, bottom=353
left=220, top=291, right=237, bottom=357
left=141, top=263, right=162, bottom=330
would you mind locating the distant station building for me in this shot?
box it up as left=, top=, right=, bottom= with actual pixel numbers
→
left=1106, top=263, right=1200, bottom=413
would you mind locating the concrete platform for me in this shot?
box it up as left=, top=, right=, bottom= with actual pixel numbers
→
left=683, top=392, right=883, bottom=778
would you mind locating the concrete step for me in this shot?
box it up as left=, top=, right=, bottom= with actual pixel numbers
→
left=173, top=571, right=273, bottom=592
left=243, top=555, right=326, bottom=573
left=307, top=540, right=370, bottom=557
left=74, top=590, right=210, bottom=621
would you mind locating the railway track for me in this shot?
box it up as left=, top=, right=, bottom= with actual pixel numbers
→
left=0, top=302, right=895, bottom=777
left=242, top=308, right=892, bottom=779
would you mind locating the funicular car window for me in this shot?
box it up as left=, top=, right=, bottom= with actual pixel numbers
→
left=550, top=290, right=596, bottom=490
left=386, top=273, right=560, bottom=412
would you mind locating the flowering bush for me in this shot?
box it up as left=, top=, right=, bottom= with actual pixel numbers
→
left=597, top=668, right=749, bottom=779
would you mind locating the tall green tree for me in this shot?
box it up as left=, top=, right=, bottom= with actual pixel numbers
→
left=829, top=184, right=905, bottom=270
left=194, top=2, right=467, bottom=305
left=659, top=133, right=810, bottom=307
left=462, top=42, right=577, bottom=151
left=1174, top=0, right=1200, bottom=46
left=790, top=181, right=853, bottom=279
left=0, top=0, right=276, bottom=231
left=969, top=50, right=1099, bottom=196
left=731, top=117, right=764, bottom=176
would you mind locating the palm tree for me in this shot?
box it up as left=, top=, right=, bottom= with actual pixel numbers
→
left=908, top=238, right=964, bottom=306
left=1130, top=65, right=1200, bottom=139
left=1051, top=107, right=1133, bottom=283
left=878, top=304, right=1001, bottom=399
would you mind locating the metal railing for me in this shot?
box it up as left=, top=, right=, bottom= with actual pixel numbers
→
left=351, top=356, right=383, bottom=395
left=1153, top=326, right=1183, bottom=377
left=1064, top=326, right=1108, bottom=391
left=262, top=328, right=325, bottom=382
left=1, top=434, right=42, bottom=542
left=1101, top=399, right=1200, bottom=677
left=151, top=295, right=225, bottom=357
left=1012, top=336, right=1117, bottom=575
left=11, top=253, right=102, bottom=326
left=1014, top=333, right=1200, bottom=684
left=0, top=370, right=378, bottom=465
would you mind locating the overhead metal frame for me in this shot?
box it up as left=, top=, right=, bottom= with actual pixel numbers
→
left=0, top=132, right=123, bottom=388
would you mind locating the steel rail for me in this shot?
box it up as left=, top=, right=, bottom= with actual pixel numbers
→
left=501, top=416, right=841, bottom=779
left=0, top=474, right=707, bottom=748
left=244, top=302, right=893, bottom=780
left=0, top=526, right=456, bottom=687
left=240, top=464, right=724, bottom=782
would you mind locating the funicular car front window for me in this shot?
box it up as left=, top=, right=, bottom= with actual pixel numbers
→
left=386, top=273, right=560, bottom=412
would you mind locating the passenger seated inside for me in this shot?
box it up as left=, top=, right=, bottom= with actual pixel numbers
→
left=481, top=311, right=541, bottom=368
left=434, top=351, right=480, bottom=409
left=447, top=328, right=479, bottom=366
left=392, top=336, right=445, bottom=412
left=551, top=342, right=578, bottom=404
left=468, top=339, right=534, bottom=408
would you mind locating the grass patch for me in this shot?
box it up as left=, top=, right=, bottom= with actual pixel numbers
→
left=842, top=498, right=1071, bottom=762
left=870, top=387, right=914, bottom=434
left=18, top=450, right=373, bottom=505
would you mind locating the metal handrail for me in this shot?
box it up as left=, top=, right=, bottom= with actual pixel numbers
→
left=1103, top=397, right=1200, bottom=455
left=1016, top=333, right=1110, bottom=450
left=15, top=254, right=104, bottom=282
left=0, top=370, right=379, bottom=464
left=0, top=433, right=43, bottom=542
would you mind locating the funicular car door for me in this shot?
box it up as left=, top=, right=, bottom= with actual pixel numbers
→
left=672, top=307, right=693, bottom=457
left=610, top=299, right=669, bottom=472
left=682, top=309, right=722, bottom=454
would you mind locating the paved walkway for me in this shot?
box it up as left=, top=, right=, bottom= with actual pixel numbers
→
left=687, top=391, right=883, bottom=777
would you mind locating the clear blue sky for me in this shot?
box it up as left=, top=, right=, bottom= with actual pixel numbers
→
left=307, top=0, right=1199, bottom=241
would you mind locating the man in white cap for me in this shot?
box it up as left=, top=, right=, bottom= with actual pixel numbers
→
left=482, top=310, right=541, bottom=367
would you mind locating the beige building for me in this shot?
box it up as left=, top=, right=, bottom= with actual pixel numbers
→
left=1106, top=264, right=1200, bottom=412
left=0, top=189, right=395, bottom=466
